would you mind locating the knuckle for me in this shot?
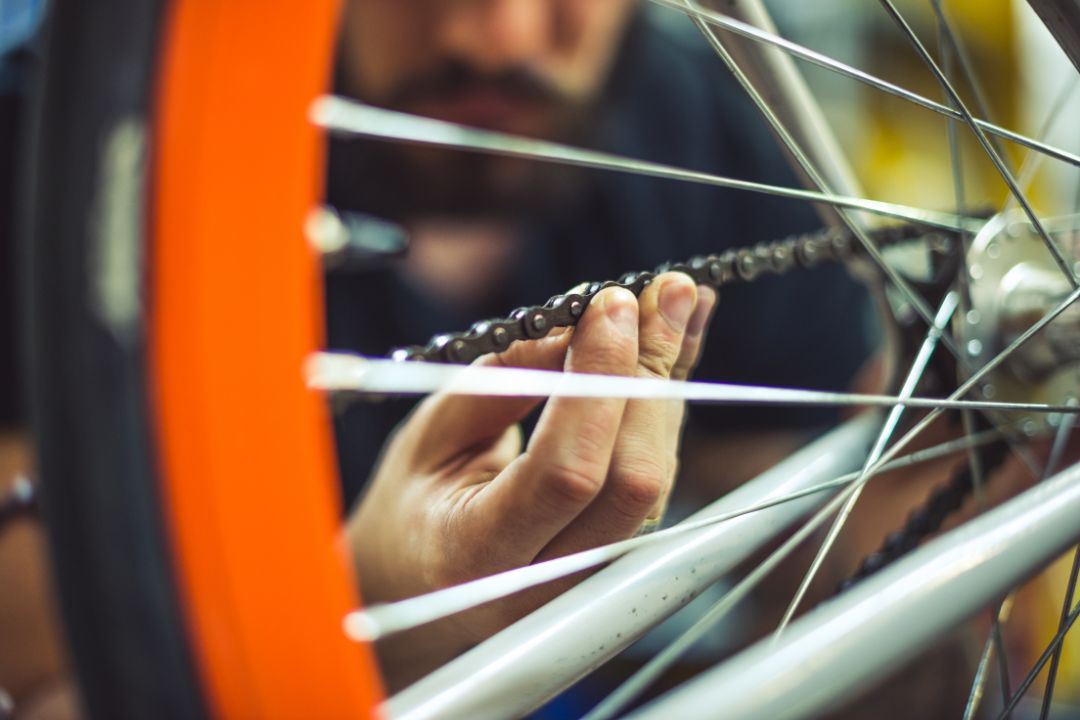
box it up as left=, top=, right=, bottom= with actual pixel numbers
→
left=637, top=341, right=680, bottom=379
left=610, top=461, right=667, bottom=519
left=545, top=463, right=606, bottom=510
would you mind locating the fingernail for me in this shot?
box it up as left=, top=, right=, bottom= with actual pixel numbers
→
left=604, top=288, right=638, bottom=336
left=658, top=278, right=695, bottom=333
left=686, top=286, right=717, bottom=337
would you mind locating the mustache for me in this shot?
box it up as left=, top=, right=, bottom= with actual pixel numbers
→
left=386, top=59, right=565, bottom=109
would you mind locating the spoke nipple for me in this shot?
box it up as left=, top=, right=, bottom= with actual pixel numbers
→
left=343, top=610, right=380, bottom=642
left=304, top=352, right=371, bottom=391
left=304, top=206, right=409, bottom=267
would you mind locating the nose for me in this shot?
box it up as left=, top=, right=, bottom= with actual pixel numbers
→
left=438, top=0, right=550, bottom=71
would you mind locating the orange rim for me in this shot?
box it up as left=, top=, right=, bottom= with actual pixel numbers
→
left=152, top=0, right=383, bottom=715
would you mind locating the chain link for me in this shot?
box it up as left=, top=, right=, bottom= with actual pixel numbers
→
left=390, top=223, right=950, bottom=364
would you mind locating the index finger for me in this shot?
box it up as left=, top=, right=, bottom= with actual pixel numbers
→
left=465, top=287, right=640, bottom=561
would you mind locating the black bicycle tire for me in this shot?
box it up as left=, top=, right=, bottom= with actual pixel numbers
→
left=21, top=0, right=207, bottom=717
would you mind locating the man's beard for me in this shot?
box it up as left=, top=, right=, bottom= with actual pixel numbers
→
left=328, top=58, right=601, bottom=222
left=327, top=133, right=595, bottom=222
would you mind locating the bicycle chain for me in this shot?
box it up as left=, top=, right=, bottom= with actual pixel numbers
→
left=837, top=439, right=1009, bottom=594
left=390, top=223, right=951, bottom=364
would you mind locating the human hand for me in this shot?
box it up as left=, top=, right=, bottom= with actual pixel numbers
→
left=346, top=274, right=716, bottom=686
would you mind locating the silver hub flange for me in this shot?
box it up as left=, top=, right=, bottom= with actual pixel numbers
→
left=961, top=211, right=1080, bottom=432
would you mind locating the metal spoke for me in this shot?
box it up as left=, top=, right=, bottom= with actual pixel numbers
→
left=929, top=0, right=1014, bottom=171
left=585, top=410, right=960, bottom=719
left=695, top=0, right=1047, bottom=537
left=1013, top=76, right=1079, bottom=200
left=1040, top=546, right=1080, bottom=719
left=997, top=598, right=1080, bottom=719
left=588, top=280, right=1080, bottom=718
left=312, top=96, right=980, bottom=232
left=937, top=4, right=969, bottom=231
left=992, top=618, right=1015, bottom=715
left=877, top=0, right=1080, bottom=289
left=648, top=0, right=1080, bottom=172
left=1038, top=409, right=1079, bottom=719
left=345, top=426, right=1006, bottom=641
left=773, top=292, right=958, bottom=641
left=965, top=603, right=1003, bottom=719
left=307, top=351, right=1080, bottom=415
left=961, top=407, right=1077, bottom=718
left=629, top=288, right=1080, bottom=719
left=934, top=12, right=1014, bottom=702
left=965, top=596, right=1017, bottom=720
left=686, top=3, right=966, bottom=387
left=859, top=286, right=1080, bottom=513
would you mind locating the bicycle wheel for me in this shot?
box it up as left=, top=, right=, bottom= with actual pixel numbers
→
left=21, top=0, right=1080, bottom=718
left=25, top=0, right=381, bottom=717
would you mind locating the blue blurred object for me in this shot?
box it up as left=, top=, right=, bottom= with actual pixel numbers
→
left=0, top=0, right=43, bottom=54
left=0, top=0, right=44, bottom=91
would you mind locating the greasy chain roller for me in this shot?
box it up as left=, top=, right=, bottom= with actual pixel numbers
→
left=390, top=223, right=950, bottom=364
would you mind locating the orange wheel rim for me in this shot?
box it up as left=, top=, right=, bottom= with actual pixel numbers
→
left=152, top=0, right=383, bottom=715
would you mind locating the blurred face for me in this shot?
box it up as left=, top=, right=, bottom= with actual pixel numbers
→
left=336, top=0, right=637, bottom=219
left=341, top=0, right=636, bottom=137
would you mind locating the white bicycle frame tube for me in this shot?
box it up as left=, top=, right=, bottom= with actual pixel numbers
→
left=629, top=461, right=1080, bottom=719
left=387, top=415, right=876, bottom=720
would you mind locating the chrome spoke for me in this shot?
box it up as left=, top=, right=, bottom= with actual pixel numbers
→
left=647, top=0, right=1080, bottom=171
left=965, top=606, right=1002, bottom=720
left=1013, top=76, right=1079, bottom=200
left=1040, top=546, right=1080, bottom=720
left=929, top=0, right=1013, bottom=171
left=963, top=408, right=1071, bottom=716
left=585, top=412, right=954, bottom=719
left=312, top=96, right=980, bottom=232
left=992, top=619, right=1015, bottom=715
left=998, top=597, right=1080, bottom=719
left=1037, top=410, right=1079, bottom=719
left=934, top=13, right=1014, bottom=700
left=773, top=292, right=958, bottom=641
left=307, top=351, right=1080, bottom=415
left=589, top=285, right=1037, bottom=719
left=688, top=4, right=964, bottom=378
left=877, top=0, right=1079, bottom=289
left=346, top=426, right=1007, bottom=642
left=937, top=3, right=969, bottom=228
